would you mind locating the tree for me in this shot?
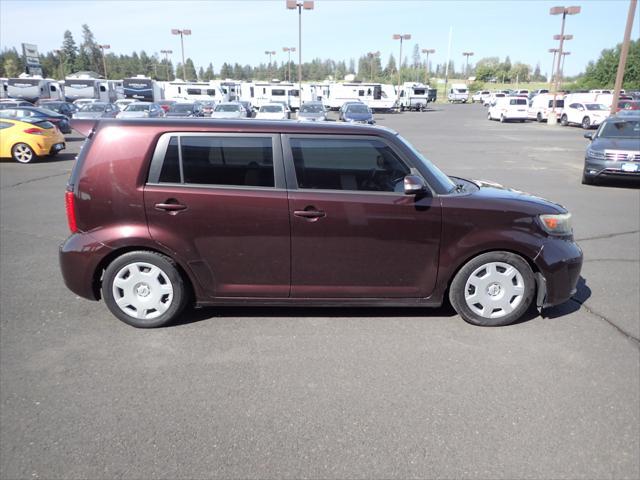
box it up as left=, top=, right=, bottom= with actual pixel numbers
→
left=203, top=62, right=215, bottom=81
left=579, top=39, right=640, bottom=89
left=412, top=43, right=421, bottom=69
left=0, top=48, right=25, bottom=77
left=80, top=24, right=102, bottom=75
left=384, top=54, right=397, bottom=76
left=219, top=62, right=233, bottom=79
left=184, top=58, right=197, bottom=81
left=61, top=30, right=78, bottom=77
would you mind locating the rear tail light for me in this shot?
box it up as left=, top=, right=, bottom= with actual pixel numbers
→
left=24, top=128, right=45, bottom=135
left=65, top=189, right=78, bottom=233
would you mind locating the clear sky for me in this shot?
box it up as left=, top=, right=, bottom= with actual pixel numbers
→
left=1, top=0, right=638, bottom=77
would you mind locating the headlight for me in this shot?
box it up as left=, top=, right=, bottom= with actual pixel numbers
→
left=539, top=213, right=572, bottom=235
left=586, top=148, right=605, bottom=160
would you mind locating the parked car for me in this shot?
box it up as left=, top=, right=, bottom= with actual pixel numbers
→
left=339, top=102, right=375, bottom=124
left=73, top=98, right=100, bottom=109
left=157, top=100, right=178, bottom=114
left=527, top=94, right=564, bottom=122
left=561, top=102, right=610, bottom=129
left=0, top=100, right=34, bottom=109
left=616, top=99, right=640, bottom=112
left=0, top=117, right=65, bottom=163
left=271, top=101, right=292, bottom=119
left=0, top=106, right=71, bottom=133
left=238, top=101, right=254, bottom=118
left=210, top=102, right=247, bottom=119
left=484, top=92, right=505, bottom=107
left=448, top=84, right=469, bottom=103
left=60, top=118, right=583, bottom=328
left=487, top=97, right=528, bottom=123
left=582, top=114, right=640, bottom=185
left=72, top=102, right=119, bottom=119
left=297, top=101, right=328, bottom=122
left=165, top=103, right=204, bottom=118
left=472, top=90, right=491, bottom=104
left=116, top=102, right=165, bottom=118
left=199, top=101, right=216, bottom=117
left=115, top=99, right=138, bottom=111
left=255, top=103, right=288, bottom=120
left=37, top=100, right=77, bottom=116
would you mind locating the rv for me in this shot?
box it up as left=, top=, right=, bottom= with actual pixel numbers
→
left=447, top=83, right=469, bottom=103
left=398, top=82, right=435, bottom=111
left=0, top=78, right=8, bottom=99
left=64, top=77, right=117, bottom=103
left=123, top=76, right=164, bottom=102
left=6, top=77, right=63, bottom=103
left=212, top=80, right=243, bottom=101
left=162, top=80, right=225, bottom=103
left=250, top=81, right=301, bottom=110
left=324, top=83, right=396, bottom=111
left=108, top=80, right=124, bottom=100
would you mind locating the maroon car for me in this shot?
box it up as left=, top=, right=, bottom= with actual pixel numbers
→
left=60, top=119, right=583, bottom=328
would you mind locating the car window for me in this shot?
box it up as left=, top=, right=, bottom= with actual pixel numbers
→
left=158, top=136, right=274, bottom=188
left=290, top=137, right=410, bottom=192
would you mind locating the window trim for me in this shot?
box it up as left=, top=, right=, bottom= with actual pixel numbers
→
left=147, top=132, right=285, bottom=189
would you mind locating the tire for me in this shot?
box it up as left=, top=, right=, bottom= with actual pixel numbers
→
left=560, top=114, right=568, bottom=126
left=487, top=112, right=492, bottom=121
left=582, top=116, right=591, bottom=129
left=582, top=169, right=596, bottom=185
left=11, top=143, right=36, bottom=164
left=500, top=114, right=506, bottom=123
left=536, top=112, right=543, bottom=122
left=449, top=251, right=536, bottom=326
left=101, top=251, right=189, bottom=328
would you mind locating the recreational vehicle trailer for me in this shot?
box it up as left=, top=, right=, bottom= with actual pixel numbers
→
left=161, top=81, right=225, bottom=103
left=398, top=82, right=434, bottom=111
left=250, top=81, right=301, bottom=110
left=64, top=78, right=116, bottom=103
left=123, top=76, right=164, bottom=102
left=324, top=83, right=396, bottom=111
left=6, top=77, right=63, bottom=103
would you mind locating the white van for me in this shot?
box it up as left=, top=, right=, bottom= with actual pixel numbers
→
left=488, top=96, right=529, bottom=122
left=527, top=93, right=564, bottom=122
left=448, top=83, right=469, bottom=103
left=484, top=92, right=506, bottom=107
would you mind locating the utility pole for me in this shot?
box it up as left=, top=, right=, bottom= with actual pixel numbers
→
left=283, top=47, right=296, bottom=82
left=171, top=28, right=192, bottom=80
left=548, top=48, right=559, bottom=86
left=462, top=51, right=474, bottom=81
left=610, top=0, right=637, bottom=115
left=444, top=27, right=452, bottom=104
left=286, top=1, right=314, bottom=108
left=392, top=33, right=411, bottom=106
left=98, top=44, right=110, bottom=79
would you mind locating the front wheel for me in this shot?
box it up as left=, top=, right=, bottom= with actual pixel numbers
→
left=560, top=114, right=568, bottom=126
left=537, top=112, right=543, bottom=123
left=582, top=116, right=591, bottom=129
left=11, top=143, right=36, bottom=163
left=449, top=251, right=536, bottom=326
left=500, top=114, right=506, bottom=123
left=101, top=251, right=189, bottom=328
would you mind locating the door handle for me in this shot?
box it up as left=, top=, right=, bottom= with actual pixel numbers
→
left=155, top=201, right=187, bottom=212
left=294, top=208, right=326, bottom=219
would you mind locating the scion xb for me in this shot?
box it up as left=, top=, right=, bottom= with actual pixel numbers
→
left=60, top=119, right=583, bottom=328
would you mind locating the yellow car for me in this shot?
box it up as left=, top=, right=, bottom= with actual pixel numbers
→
left=0, top=117, right=66, bottom=163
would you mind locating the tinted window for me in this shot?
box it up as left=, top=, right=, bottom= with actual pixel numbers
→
left=290, top=138, right=409, bottom=192
left=271, top=89, right=285, bottom=96
left=159, top=137, right=181, bottom=183
left=509, top=99, right=527, bottom=105
left=180, top=137, right=274, bottom=187
left=599, top=120, right=640, bottom=139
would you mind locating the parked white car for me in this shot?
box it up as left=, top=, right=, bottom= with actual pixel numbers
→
left=210, top=102, right=246, bottom=119
left=114, top=99, right=137, bottom=111
left=448, top=84, right=469, bottom=103
left=255, top=103, right=288, bottom=120
left=472, top=90, right=491, bottom=103
left=560, top=102, right=610, bottom=129
left=527, top=93, right=564, bottom=122
left=484, top=92, right=506, bottom=107
left=488, top=97, right=529, bottom=123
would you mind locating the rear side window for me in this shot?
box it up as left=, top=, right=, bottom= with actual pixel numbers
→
left=156, top=136, right=274, bottom=188
left=510, top=99, right=527, bottom=105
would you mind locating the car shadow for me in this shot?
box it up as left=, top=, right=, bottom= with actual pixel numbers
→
left=541, top=276, right=591, bottom=319
left=36, top=152, right=77, bottom=163
left=590, top=178, right=640, bottom=190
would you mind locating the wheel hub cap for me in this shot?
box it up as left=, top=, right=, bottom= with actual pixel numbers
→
left=135, top=283, right=151, bottom=297
left=487, top=283, right=502, bottom=297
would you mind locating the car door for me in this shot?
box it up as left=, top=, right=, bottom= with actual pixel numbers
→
left=567, top=103, right=581, bottom=123
left=144, top=133, right=291, bottom=298
left=282, top=134, right=442, bottom=298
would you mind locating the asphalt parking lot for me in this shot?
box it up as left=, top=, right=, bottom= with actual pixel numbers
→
left=1, top=104, right=638, bottom=479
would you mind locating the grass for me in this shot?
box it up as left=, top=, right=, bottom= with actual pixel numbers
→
left=432, top=80, right=553, bottom=103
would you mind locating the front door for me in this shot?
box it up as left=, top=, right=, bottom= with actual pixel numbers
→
left=283, top=135, right=441, bottom=298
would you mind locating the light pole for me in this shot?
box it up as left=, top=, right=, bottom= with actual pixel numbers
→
left=265, top=51, right=276, bottom=79
left=462, top=51, right=474, bottom=80
left=559, top=51, right=571, bottom=89
left=160, top=49, right=173, bottom=80
left=610, top=0, right=637, bottom=115
left=367, top=51, right=380, bottom=81
left=98, top=44, right=110, bottom=79
left=54, top=49, right=64, bottom=80
left=282, top=47, right=296, bottom=81
left=421, top=48, right=435, bottom=84
left=286, top=1, right=314, bottom=108
left=392, top=33, right=411, bottom=104
left=548, top=48, right=559, bottom=86
left=548, top=6, right=580, bottom=123
left=171, top=28, right=192, bottom=80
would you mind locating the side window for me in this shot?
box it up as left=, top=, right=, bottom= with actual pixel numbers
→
left=290, top=137, right=410, bottom=193
left=157, top=136, right=275, bottom=187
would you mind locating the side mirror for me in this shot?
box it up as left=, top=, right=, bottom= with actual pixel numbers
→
left=584, top=132, right=594, bottom=140
left=404, top=175, right=427, bottom=195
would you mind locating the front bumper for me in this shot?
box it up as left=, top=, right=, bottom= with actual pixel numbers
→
left=584, top=156, right=640, bottom=180
left=535, top=237, right=583, bottom=307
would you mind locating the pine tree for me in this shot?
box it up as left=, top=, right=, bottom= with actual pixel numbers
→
left=61, top=30, right=78, bottom=77
left=184, top=58, right=197, bottom=81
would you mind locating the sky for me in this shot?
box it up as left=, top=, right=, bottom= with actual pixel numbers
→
left=0, top=0, right=638, bottom=77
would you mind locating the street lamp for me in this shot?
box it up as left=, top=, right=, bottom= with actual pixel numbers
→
left=367, top=51, right=380, bottom=81
left=265, top=50, right=276, bottom=79
left=171, top=28, right=192, bottom=81
left=548, top=6, right=580, bottom=122
left=283, top=47, right=296, bottom=82
left=286, top=1, right=314, bottom=109
left=392, top=33, right=411, bottom=104
left=160, top=49, right=173, bottom=81
left=421, top=48, right=435, bottom=84
left=548, top=48, right=560, bottom=86
left=98, top=44, right=110, bottom=79
left=559, top=51, right=571, bottom=88
left=462, top=51, right=474, bottom=80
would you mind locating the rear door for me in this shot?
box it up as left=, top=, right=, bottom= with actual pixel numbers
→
left=144, top=133, right=290, bottom=298
left=282, top=134, right=441, bottom=298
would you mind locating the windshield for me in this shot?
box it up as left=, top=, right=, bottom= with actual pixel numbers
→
left=586, top=104, right=608, bottom=111
left=300, top=104, right=324, bottom=113
left=169, top=104, right=195, bottom=113
left=124, top=104, right=149, bottom=112
left=260, top=105, right=283, bottom=113
left=81, top=104, right=107, bottom=112
left=346, top=104, right=370, bottom=114
left=396, top=135, right=457, bottom=193
left=215, top=104, right=240, bottom=112
left=599, top=120, right=640, bottom=139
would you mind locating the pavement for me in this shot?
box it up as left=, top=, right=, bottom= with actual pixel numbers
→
left=1, top=104, right=638, bottom=479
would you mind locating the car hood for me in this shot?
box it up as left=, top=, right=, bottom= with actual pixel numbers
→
left=73, top=112, right=104, bottom=119
left=299, top=113, right=325, bottom=120
left=344, top=113, right=373, bottom=121
left=117, top=111, right=148, bottom=118
left=256, top=113, right=286, bottom=119
left=468, top=179, right=566, bottom=214
left=211, top=111, right=243, bottom=118
left=165, top=112, right=194, bottom=117
left=590, top=138, right=640, bottom=152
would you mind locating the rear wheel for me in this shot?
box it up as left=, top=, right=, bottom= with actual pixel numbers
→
left=449, top=251, right=536, bottom=326
left=11, top=143, right=36, bottom=164
left=560, top=114, right=568, bottom=126
left=582, top=116, right=591, bottom=129
left=500, top=114, right=506, bottom=123
left=536, top=112, right=543, bottom=122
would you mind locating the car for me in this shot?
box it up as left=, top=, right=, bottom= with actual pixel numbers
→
left=271, top=101, right=292, bottom=119
left=36, top=100, right=78, bottom=117
left=484, top=92, right=505, bottom=107
left=582, top=114, right=640, bottom=185
left=616, top=99, right=640, bottom=112
left=60, top=118, right=583, bottom=329
left=238, top=101, right=254, bottom=118
left=255, top=103, right=288, bottom=120
left=72, top=102, right=119, bottom=119
left=199, top=101, right=216, bottom=117
left=157, top=100, right=178, bottom=114
left=0, top=100, right=35, bottom=109
left=114, top=99, right=137, bottom=111
left=339, top=103, right=375, bottom=124
left=0, top=106, right=72, bottom=133
left=165, top=102, right=204, bottom=118
left=472, top=90, right=491, bottom=104
left=210, top=102, right=247, bottom=119
left=560, top=102, right=610, bottom=129
left=73, top=98, right=100, bottom=109
left=0, top=117, right=65, bottom=163
left=488, top=97, right=529, bottom=123
left=297, top=101, right=327, bottom=122
left=527, top=94, right=564, bottom=122
left=116, top=102, right=165, bottom=118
